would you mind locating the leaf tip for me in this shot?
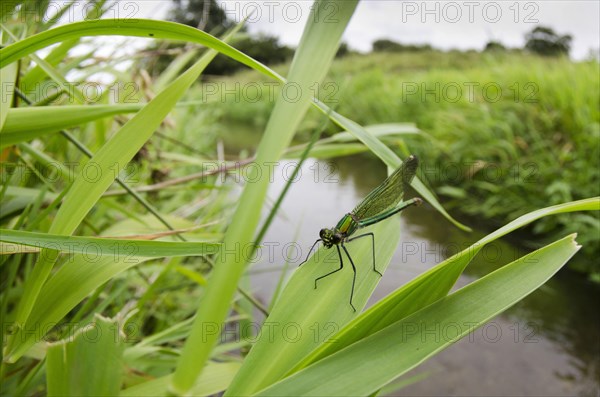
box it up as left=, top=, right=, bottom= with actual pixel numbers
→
left=567, top=233, right=581, bottom=250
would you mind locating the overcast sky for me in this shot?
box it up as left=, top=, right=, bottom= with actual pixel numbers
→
left=132, top=1, right=599, bottom=60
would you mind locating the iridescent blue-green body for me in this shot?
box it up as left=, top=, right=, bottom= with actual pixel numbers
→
left=318, top=213, right=356, bottom=248
left=301, top=155, right=422, bottom=312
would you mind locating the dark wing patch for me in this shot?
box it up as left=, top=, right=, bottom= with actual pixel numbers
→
left=352, top=155, right=418, bottom=220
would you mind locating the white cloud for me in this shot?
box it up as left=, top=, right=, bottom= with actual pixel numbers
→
left=58, top=0, right=600, bottom=61
left=213, top=0, right=599, bottom=59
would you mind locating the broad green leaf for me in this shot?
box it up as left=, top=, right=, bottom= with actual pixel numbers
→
left=283, top=125, right=421, bottom=159
left=256, top=234, right=580, bottom=396
left=295, top=197, right=599, bottom=369
left=284, top=143, right=367, bottom=159
left=0, top=102, right=211, bottom=147
left=227, top=219, right=401, bottom=396
left=174, top=2, right=360, bottom=394
left=0, top=243, right=38, bottom=254
left=378, top=372, right=431, bottom=396
left=0, top=229, right=220, bottom=257
left=329, top=123, right=420, bottom=143
left=120, top=362, right=241, bottom=397
left=0, top=105, right=140, bottom=146
left=46, top=315, right=125, bottom=397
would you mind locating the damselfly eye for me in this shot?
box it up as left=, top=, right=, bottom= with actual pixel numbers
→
left=333, top=233, right=343, bottom=244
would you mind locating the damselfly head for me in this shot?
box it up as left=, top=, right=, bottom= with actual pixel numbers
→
left=319, top=228, right=342, bottom=248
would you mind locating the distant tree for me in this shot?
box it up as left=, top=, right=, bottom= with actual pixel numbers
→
left=525, top=26, right=572, bottom=56
left=142, top=0, right=294, bottom=76
left=204, top=34, right=294, bottom=75
left=373, top=39, right=400, bottom=52
left=372, top=39, right=432, bottom=52
left=336, top=42, right=350, bottom=58
left=169, top=0, right=234, bottom=34
left=484, top=41, right=506, bottom=52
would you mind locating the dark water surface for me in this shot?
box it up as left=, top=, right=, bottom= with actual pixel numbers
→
left=247, top=155, right=600, bottom=396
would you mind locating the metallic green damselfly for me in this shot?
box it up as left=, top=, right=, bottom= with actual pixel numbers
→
left=299, top=155, right=422, bottom=311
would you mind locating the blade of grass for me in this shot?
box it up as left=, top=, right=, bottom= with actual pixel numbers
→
left=120, top=362, right=241, bottom=397
left=0, top=61, right=17, bottom=130
left=0, top=229, right=220, bottom=257
left=172, top=1, right=359, bottom=394
left=18, top=38, right=78, bottom=87
left=0, top=19, right=279, bottom=80
left=1, top=104, right=141, bottom=143
left=1, top=102, right=210, bottom=147
left=155, top=47, right=202, bottom=92
left=283, top=143, right=366, bottom=159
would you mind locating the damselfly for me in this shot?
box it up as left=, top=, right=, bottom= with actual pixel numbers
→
left=299, top=155, right=422, bottom=311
